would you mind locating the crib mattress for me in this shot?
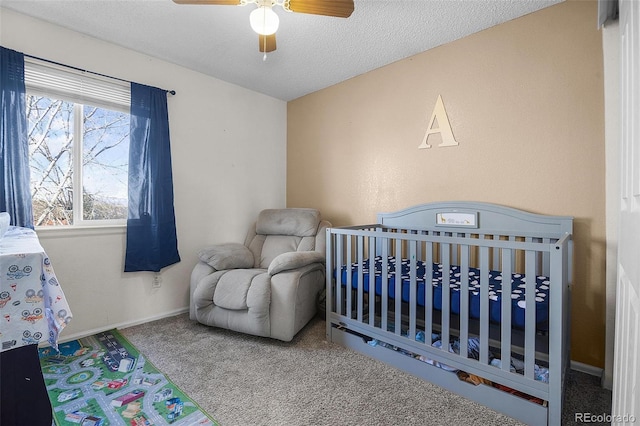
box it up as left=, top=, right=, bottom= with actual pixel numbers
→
left=338, top=256, right=550, bottom=329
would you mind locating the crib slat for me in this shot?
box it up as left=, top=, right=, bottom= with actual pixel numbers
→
left=500, top=249, right=513, bottom=373
left=459, top=245, right=470, bottom=359
left=441, top=243, right=451, bottom=353
left=381, top=240, right=389, bottom=333
left=357, top=236, right=364, bottom=322
left=479, top=246, right=489, bottom=365
left=425, top=242, right=434, bottom=342
left=345, top=236, right=352, bottom=318
left=509, top=235, right=517, bottom=270
left=528, top=236, right=542, bottom=280
left=326, top=230, right=333, bottom=331
left=451, top=234, right=459, bottom=265
left=542, top=237, right=551, bottom=276
left=369, top=236, right=376, bottom=326
left=336, top=234, right=344, bottom=316
left=394, top=238, right=402, bottom=335
left=409, top=240, right=417, bottom=339
left=525, top=250, right=536, bottom=379
left=492, top=237, right=500, bottom=271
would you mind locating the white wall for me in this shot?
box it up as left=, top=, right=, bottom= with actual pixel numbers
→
left=0, top=8, right=287, bottom=340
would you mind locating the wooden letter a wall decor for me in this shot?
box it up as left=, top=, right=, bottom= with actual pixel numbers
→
left=418, top=94, right=458, bottom=149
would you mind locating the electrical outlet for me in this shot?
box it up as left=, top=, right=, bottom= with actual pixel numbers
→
left=152, top=273, right=162, bottom=289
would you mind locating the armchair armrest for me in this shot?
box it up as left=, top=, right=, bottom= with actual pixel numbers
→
left=198, top=243, right=254, bottom=270
left=268, top=251, right=325, bottom=276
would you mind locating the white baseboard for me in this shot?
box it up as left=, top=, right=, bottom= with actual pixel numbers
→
left=571, top=360, right=604, bottom=378
left=55, top=307, right=189, bottom=344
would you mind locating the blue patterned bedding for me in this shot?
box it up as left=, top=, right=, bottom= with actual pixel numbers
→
left=338, top=256, right=550, bottom=329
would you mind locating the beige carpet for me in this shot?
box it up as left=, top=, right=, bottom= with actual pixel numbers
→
left=120, top=313, right=610, bottom=426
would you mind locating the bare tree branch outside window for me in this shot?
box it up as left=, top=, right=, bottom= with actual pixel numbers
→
left=27, top=95, right=130, bottom=226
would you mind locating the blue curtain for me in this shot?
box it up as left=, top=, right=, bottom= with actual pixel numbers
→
left=125, top=83, right=180, bottom=272
left=0, top=46, right=33, bottom=228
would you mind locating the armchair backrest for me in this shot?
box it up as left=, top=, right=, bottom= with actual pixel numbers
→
left=244, top=208, right=328, bottom=269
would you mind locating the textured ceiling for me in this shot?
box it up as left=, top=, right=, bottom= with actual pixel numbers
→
left=0, top=0, right=563, bottom=101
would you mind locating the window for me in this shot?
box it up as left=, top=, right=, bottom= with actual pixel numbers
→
left=24, top=59, right=131, bottom=227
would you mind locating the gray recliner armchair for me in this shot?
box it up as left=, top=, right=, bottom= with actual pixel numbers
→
left=190, top=208, right=330, bottom=342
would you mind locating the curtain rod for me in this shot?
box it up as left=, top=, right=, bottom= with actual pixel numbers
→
left=24, top=53, right=176, bottom=96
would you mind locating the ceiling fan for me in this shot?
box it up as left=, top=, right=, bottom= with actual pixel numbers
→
left=173, top=0, right=355, bottom=55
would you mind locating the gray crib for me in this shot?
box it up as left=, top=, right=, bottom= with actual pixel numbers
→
left=325, top=201, right=573, bottom=425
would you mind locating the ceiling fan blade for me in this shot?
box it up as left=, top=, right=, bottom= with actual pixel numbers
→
left=172, top=0, right=241, bottom=5
left=286, top=0, right=354, bottom=18
left=259, top=34, right=277, bottom=52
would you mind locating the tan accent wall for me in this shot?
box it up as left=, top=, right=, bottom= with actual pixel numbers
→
left=287, top=1, right=606, bottom=367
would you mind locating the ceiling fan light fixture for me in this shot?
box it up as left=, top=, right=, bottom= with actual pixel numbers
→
left=249, top=6, right=279, bottom=35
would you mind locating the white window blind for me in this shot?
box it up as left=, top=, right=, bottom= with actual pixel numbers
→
left=24, top=57, right=130, bottom=112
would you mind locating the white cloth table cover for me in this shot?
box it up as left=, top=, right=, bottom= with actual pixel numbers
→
left=0, top=226, right=72, bottom=352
